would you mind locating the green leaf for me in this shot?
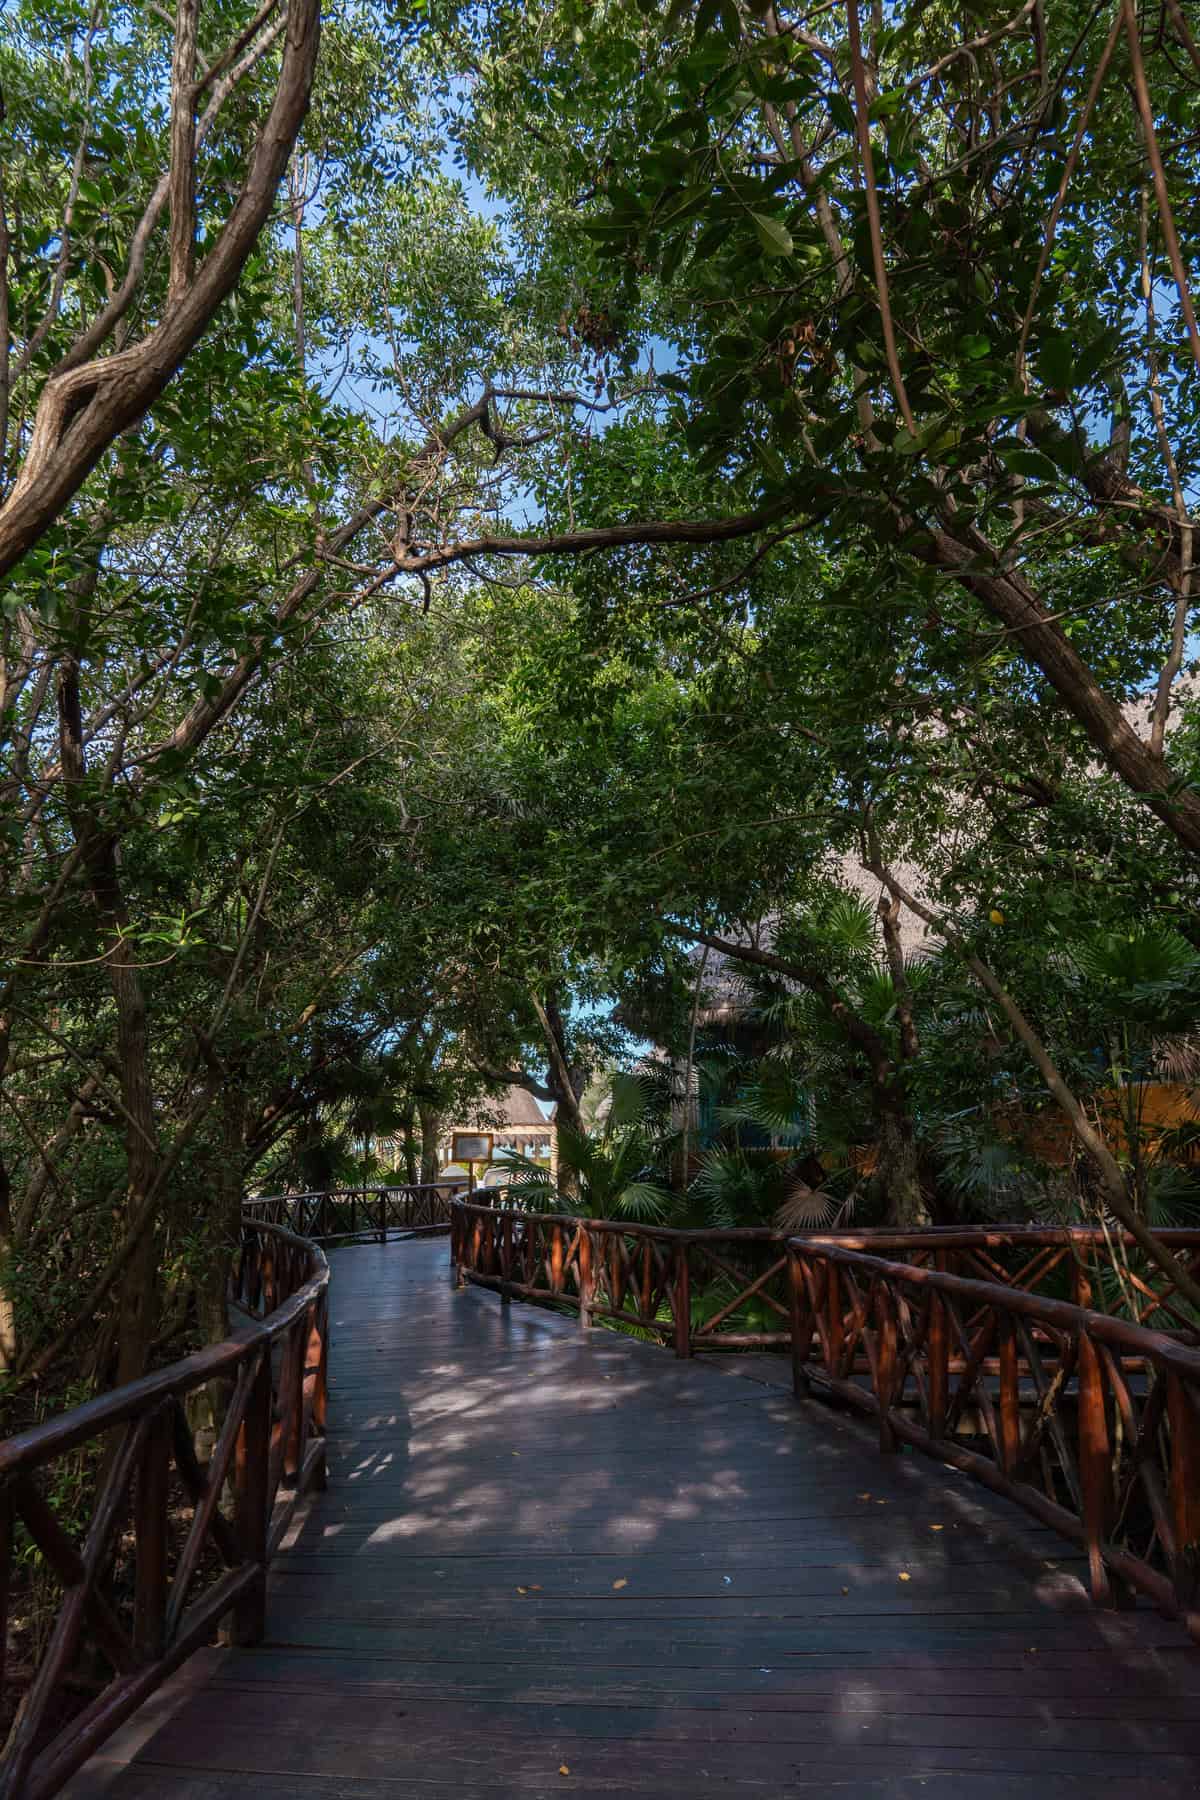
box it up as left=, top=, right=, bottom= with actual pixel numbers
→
left=751, top=212, right=793, bottom=257
left=1039, top=331, right=1074, bottom=391
left=828, top=92, right=856, bottom=134
left=999, top=446, right=1061, bottom=483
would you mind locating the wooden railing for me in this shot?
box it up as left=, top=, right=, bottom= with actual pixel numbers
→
left=450, top=1202, right=793, bottom=1353
left=801, top=1226, right=1200, bottom=1344
left=243, top=1180, right=464, bottom=1245
left=450, top=1203, right=1200, bottom=1356
left=452, top=1200, right=1200, bottom=1641
left=790, top=1240, right=1200, bottom=1642
left=0, top=1215, right=329, bottom=1799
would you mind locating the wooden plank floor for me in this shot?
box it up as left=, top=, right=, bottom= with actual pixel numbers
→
left=70, top=1239, right=1200, bottom=1798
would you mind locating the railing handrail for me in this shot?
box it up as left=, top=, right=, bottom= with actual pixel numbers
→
left=786, top=1236, right=1200, bottom=1379
left=450, top=1197, right=1200, bottom=1251
left=245, top=1179, right=466, bottom=1203
left=244, top=1183, right=465, bottom=1248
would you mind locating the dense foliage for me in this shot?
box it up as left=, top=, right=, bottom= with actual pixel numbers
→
left=2, top=0, right=1200, bottom=1412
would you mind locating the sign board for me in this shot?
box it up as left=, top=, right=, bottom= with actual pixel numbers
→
left=451, top=1131, right=493, bottom=1165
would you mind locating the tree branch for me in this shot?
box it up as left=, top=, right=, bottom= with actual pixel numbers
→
left=864, top=858, right=1200, bottom=1312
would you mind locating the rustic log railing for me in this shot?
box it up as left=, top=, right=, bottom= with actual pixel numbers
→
left=450, top=1202, right=1200, bottom=1356
left=451, top=1200, right=1200, bottom=1640
left=450, top=1202, right=793, bottom=1353
left=789, top=1239, right=1200, bottom=1642
left=243, top=1180, right=465, bottom=1245
left=801, top=1225, right=1200, bottom=1344
left=0, top=1216, right=329, bottom=1799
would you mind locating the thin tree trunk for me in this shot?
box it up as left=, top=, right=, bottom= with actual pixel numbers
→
left=873, top=1088, right=928, bottom=1228
left=679, top=944, right=711, bottom=1190
left=417, top=1099, right=441, bottom=1185
left=531, top=990, right=585, bottom=1202
left=57, top=657, right=162, bottom=1385
left=400, top=1105, right=418, bottom=1184
left=0, top=1154, right=17, bottom=1373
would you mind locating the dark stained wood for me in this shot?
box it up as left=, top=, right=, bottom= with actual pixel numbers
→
left=66, top=1238, right=1200, bottom=1798
left=132, top=1404, right=171, bottom=1661
left=789, top=1239, right=1200, bottom=1628
left=1, top=1221, right=329, bottom=1800
left=243, top=1183, right=465, bottom=1246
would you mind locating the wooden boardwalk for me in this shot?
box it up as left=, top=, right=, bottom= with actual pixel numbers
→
left=69, top=1238, right=1200, bottom=1798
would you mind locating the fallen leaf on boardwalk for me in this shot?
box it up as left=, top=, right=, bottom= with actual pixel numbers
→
left=857, top=1493, right=871, bottom=1500
left=530, top=1584, right=542, bottom=1591
left=512, top=1451, right=520, bottom=1457
left=559, top=1765, right=571, bottom=1777
left=612, top=1578, right=628, bottom=1590
left=929, top=1524, right=944, bottom=1531
left=516, top=1586, right=528, bottom=1595
left=898, top=1572, right=911, bottom=1582
left=841, top=1586, right=849, bottom=1595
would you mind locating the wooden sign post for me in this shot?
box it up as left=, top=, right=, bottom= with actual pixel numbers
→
left=451, top=1131, right=493, bottom=1198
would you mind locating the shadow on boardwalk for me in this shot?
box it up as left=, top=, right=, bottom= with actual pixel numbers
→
left=68, top=1238, right=1200, bottom=1798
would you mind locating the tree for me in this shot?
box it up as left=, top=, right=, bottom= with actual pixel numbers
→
left=0, top=0, right=321, bottom=575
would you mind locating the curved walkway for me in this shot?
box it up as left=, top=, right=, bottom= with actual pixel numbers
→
left=70, top=1238, right=1200, bottom=1798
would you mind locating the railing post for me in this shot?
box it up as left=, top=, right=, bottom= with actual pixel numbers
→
left=133, top=1401, right=172, bottom=1661
left=578, top=1226, right=595, bottom=1327
left=379, top=1188, right=386, bottom=1244
left=928, top=1251, right=949, bottom=1439
left=261, top=1237, right=276, bottom=1313
left=827, top=1261, right=844, bottom=1376
left=452, top=1206, right=465, bottom=1286
left=876, top=1281, right=898, bottom=1455
left=308, top=1298, right=329, bottom=1493
left=789, top=1247, right=810, bottom=1398
left=998, top=1311, right=1020, bottom=1477
left=1078, top=1328, right=1115, bottom=1607
left=1167, top=1374, right=1200, bottom=1640
left=500, top=1211, right=514, bottom=1305
left=551, top=1222, right=564, bottom=1293
left=674, top=1240, right=691, bottom=1359
left=233, top=1345, right=273, bottom=1645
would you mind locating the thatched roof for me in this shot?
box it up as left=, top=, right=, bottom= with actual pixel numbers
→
left=457, top=1084, right=555, bottom=1132
left=686, top=855, right=934, bottom=1030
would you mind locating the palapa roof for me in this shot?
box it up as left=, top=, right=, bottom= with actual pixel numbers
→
left=455, top=1083, right=555, bottom=1132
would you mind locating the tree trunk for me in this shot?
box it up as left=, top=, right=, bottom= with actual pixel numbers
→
left=58, top=657, right=161, bottom=1387
left=418, top=1099, right=441, bottom=1185
left=189, top=1078, right=244, bottom=1443
left=531, top=990, right=586, bottom=1202
left=400, top=1105, right=418, bottom=1184
left=109, top=941, right=161, bottom=1389
left=0, top=1155, right=17, bottom=1374
left=873, top=1092, right=929, bottom=1228
left=198, top=1079, right=244, bottom=1348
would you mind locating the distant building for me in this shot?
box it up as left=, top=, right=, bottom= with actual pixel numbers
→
left=440, top=1084, right=556, bottom=1177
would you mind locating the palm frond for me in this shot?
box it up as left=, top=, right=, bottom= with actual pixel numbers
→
left=774, top=1182, right=841, bottom=1232
left=613, top=1181, right=672, bottom=1223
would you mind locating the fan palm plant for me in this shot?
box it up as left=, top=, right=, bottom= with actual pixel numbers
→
left=499, top=1070, right=675, bottom=1221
